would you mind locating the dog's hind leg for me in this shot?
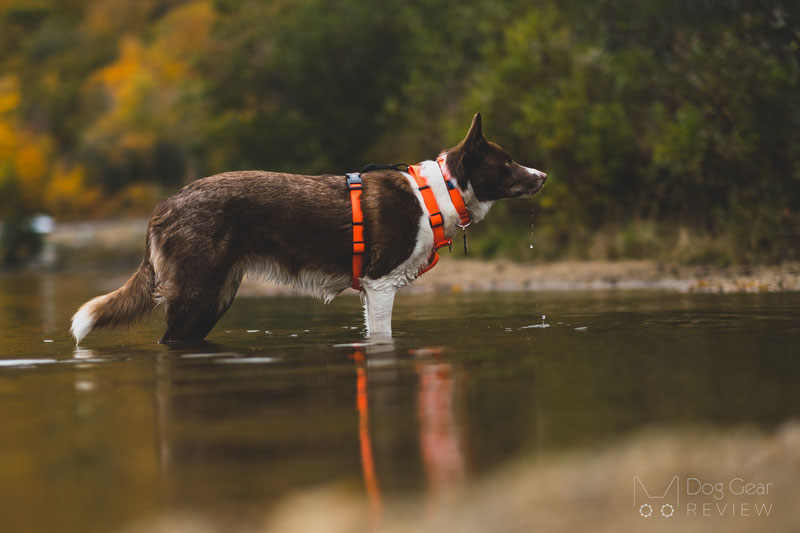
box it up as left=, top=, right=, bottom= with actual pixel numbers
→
left=361, top=284, right=396, bottom=338
left=159, top=268, right=243, bottom=344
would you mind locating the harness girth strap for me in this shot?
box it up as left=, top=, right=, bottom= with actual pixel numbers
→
left=346, top=173, right=365, bottom=290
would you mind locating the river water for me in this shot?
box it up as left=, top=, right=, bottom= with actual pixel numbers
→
left=1, top=274, right=798, bottom=532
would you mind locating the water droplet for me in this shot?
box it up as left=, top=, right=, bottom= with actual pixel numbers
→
left=529, top=244, right=534, bottom=249
left=541, top=315, right=546, bottom=320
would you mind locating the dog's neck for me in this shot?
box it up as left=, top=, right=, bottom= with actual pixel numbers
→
left=417, top=153, right=493, bottom=232
left=459, top=181, right=494, bottom=223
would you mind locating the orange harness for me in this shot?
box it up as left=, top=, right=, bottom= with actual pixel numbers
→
left=347, top=156, right=470, bottom=290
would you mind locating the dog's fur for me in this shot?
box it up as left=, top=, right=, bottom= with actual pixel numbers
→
left=71, top=114, right=546, bottom=344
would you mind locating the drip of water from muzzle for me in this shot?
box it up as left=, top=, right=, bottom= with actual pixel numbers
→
left=529, top=208, right=536, bottom=249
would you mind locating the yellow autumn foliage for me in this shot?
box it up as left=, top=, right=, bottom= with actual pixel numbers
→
left=0, top=2, right=214, bottom=222
left=15, top=138, right=50, bottom=201
left=0, top=76, right=20, bottom=115
left=45, top=164, right=102, bottom=219
left=0, top=120, right=15, bottom=159
left=83, top=1, right=213, bottom=157
left=0, top=76, right=96, bottom=219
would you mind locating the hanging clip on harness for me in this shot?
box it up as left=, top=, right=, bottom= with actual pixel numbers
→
left=347, top=157, right=471, bottom=290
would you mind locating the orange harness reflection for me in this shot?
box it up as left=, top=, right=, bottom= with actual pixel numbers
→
left=351, top=347, right=466, bottom=522
left=351, top=349, right=383, bottom=518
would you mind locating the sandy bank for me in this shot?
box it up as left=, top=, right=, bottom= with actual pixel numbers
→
left=40, top=219, right=799, bottom=294
left=238, top=258, right=800, bottom=296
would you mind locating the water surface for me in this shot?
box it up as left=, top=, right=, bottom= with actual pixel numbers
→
left=1, top=274, right=798, bottom=532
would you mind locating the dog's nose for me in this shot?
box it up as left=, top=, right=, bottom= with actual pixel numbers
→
left=527, top=167, right=547, bottom=180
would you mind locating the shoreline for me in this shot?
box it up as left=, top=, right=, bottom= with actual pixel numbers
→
left=237, top=258, right=800, bottom=297
left=19, top=219, right=800, bottom=295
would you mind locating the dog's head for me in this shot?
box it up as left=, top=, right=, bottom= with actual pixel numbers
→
left=446, top=113, right=546, bottom=201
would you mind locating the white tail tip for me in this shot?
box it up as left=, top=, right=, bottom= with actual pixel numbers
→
left=70, top=297, right=100, bottom=345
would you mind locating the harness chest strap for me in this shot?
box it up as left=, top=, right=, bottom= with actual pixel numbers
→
left=407, top=164, right=450, bottom=274
left=408, top=158, right=471, bottom=276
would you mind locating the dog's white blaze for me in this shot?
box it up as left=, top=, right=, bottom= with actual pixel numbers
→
left=70, top=296, right=105, bottom=344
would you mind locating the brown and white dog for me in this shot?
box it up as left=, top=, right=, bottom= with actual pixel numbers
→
left=70, top=113, right=546, bottom=344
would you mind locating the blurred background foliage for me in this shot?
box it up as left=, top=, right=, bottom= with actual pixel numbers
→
left=0, top=0, right=798, bottom=266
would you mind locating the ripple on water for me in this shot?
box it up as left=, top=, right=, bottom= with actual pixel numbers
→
left=181, top=352, right=243, bottom=359
left=0, top=357, right=120, bottom=368
left=0, top=358, right=58, bottom=367
left=217, top=357, right=280, bottom=364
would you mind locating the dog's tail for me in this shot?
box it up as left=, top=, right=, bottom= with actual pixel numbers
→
left=70, top=257, right=155, bottom=345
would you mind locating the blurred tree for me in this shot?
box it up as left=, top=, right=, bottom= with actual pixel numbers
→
left=0, top=0, right=797, bottom=266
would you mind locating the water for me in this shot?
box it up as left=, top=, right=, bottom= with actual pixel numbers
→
left=1, top=274, right=799, bottom=532
left=529, top=207, right=535, bottom=249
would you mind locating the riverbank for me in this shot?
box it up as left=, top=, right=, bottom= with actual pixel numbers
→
left=237, top=257, right=800, bottom=296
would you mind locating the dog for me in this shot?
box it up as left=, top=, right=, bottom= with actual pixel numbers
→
left=70, top=113, right=546, bottom=344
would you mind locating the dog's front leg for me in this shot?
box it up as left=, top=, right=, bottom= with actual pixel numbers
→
left=361, top=284, right=396, bottom=338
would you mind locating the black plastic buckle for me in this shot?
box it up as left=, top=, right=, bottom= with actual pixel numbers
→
left=346, top=172, right=363, bottom=189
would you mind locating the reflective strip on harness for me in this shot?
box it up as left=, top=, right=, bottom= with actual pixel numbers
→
left=347, top=173, right=364, bottom=290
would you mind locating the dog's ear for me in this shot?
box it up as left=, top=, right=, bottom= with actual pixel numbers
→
left=463, top=112, right=485, bottom=152
left=447, top=113, right=486, bottom=187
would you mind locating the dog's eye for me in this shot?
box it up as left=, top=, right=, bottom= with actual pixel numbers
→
left=504, top=159, right=511, bottom=166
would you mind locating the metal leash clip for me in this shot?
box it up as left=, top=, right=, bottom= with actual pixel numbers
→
left=459, top=223, right=470, bottom=255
